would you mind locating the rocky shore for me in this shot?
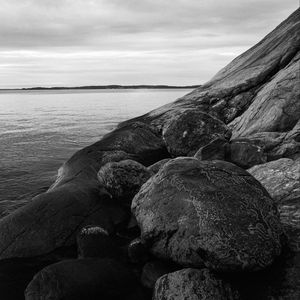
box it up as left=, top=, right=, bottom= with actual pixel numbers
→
left=0, top=8, right=299, bottom=300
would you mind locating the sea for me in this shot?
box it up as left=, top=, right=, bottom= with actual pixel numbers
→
left=0, top=89, right=191, bottom=217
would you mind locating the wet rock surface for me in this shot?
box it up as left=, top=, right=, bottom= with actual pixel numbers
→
left=132, top=157, right=283, bottom=271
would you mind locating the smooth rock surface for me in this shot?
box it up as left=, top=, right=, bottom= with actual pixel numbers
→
left=132, top=157, right=283, bottom=271
left=25, top=259, right=138, bottom=300
left=163, top=110, right=231, bottom=157
left=153, top=268, right=238, bottom=300
left=97, top=159, right=151, bottom=205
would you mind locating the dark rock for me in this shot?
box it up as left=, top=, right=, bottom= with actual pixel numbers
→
left=97, top=159, right=151, bottom=205
left=153, top=268, right=238, bottom=300
left=0, top=182, right=128, bottom=260
left=148, top=159, right=171, bottom=175
left=228, top=139, right=267, bottom=168
left=128, top=238, right=149, bottom=264
left=24, top=258, right=139, bottom=300
left=194, top=137, right=229, bottom=161
left=132, top=157, right=283, bottom=271
left=77, top=225, right=119, bottom=259
left=162, top=110, right=231, bottom=157
left=141, top=260, right=176, bottom=289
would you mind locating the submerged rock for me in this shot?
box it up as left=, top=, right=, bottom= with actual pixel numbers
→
left=24, top=258, right=138, bottom=300
left=97, top=159, right=151, bottom=205
left=132, top=157, right=283, bottom=271
left=153, top=268, right=238, bottom=300
left=162, top=110, right=231, bottom=157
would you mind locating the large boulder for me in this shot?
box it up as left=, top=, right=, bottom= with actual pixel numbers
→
left=24, top=258, right=139, bottom=300
left=97, top=159, right=151, bottom=205
left=153, top=268, right=238, bottom=300
left=162, top=110, right=231, bottom=157
left=132, top=157, right=283, bottom=271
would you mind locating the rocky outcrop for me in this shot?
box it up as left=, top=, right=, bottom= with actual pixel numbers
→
left=0, top=8, right=299, bottom=300
left=97, top=159, right=151, bottom=205
left=132, top=157, right=283, bottom=271
left=153, top=268, right=238, bottom=300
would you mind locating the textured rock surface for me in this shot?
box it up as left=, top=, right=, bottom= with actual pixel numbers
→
left=194, top=137, right=229, bottom=161
left=148, top=159, right=171, bottom=175
left=248, top=158, right=300, bottom=204
left=162, top=109, right=231, bottom=157
left=229, top=139, right=267, bottom=168
left=132, top=157, right=283, bottom=271
left=153, top=268, right=238, bottom=300
left=97, top=159, right=151, bottom=204
left=24, top=259, right=138, bottom=300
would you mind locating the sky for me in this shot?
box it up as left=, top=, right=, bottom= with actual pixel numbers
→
left=0, top=0, right=298, bottom=88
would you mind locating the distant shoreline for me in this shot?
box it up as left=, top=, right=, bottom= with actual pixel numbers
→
left=0, top=84, right=200, bottom=91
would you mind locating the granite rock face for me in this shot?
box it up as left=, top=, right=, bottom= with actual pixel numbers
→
left=132, top=157, right=283, bottom=271
left=97, top=159, right=151, bottom=205
left=162, top=109, right=231, bottom=157
left=248, top=158, right=300, bottom=204
left=153, top=268, right=238, bottom=300
left=148, top=159, right=171, bottom=175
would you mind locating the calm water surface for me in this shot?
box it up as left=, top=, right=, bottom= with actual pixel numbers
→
left=0, top=89, right=191, bottom=216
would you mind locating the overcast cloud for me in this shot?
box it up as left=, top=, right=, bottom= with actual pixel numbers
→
left=0, top=0, right=297, bottom=88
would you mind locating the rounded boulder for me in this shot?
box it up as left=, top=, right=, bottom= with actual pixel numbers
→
left=162, top=110, right=231, bottom=157
left=132, top=157, right=283, bottom=271
left=97, top=159, right=151, bottom=205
